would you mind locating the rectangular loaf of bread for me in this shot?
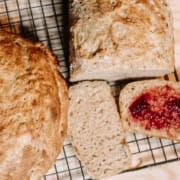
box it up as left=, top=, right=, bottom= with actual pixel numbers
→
left=69, top=0, right=174, bottom=82
left=119, top=79, right=180, bottom=141
left=68, top=81, right=131, bottom=179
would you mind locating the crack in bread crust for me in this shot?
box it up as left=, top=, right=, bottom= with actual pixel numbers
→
left=71, top=0, right=172, bottom=59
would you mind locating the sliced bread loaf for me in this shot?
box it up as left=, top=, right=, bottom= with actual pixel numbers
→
left=119, top=80, right=180, bottom=141
left=68, top=81, right=131, bottom=179
left=69, top=0, right=174, bottom=82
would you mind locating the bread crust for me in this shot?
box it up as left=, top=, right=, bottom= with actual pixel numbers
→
left=69, top=0, right=174, bottom=82
left=119, top=79, right=180, bottom=141
left=0, top=31, right=68, bottom=179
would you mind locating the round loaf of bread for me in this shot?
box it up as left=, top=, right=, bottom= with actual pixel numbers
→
left=0, top=31, right=68, bottom=179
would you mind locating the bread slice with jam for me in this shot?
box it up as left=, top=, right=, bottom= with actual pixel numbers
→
left=119, top=80, right=180, bottom=141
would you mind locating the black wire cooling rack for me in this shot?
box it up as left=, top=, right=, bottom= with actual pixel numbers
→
left=0, top=1, right=179, bottom=180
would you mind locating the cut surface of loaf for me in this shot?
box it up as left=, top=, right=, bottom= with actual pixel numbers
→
left=69, top=0, right=174, bottom=82
left=68, top=81, right=131, bottom=179
left=119, top=80, right=180, bottom=141
left=0, top=30, right=68, bottom=179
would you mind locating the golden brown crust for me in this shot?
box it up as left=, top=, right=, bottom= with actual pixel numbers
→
left=0, top=30, right=68, bottom=179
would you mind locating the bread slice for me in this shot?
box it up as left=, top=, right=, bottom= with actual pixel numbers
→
left=119, top=79, right=180, bottom=141
left=69, top=0, right=174, bottom=82
left=68, top=81, right=131, bottom=179
left=0, top=30, right=68, bottom=179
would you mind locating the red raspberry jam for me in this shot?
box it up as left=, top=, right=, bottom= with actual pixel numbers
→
left=129, top=85, right=180, bottom=130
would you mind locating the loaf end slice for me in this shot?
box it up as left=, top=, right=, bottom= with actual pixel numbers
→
left=68, top=81, right=131, bottom=179
left=119, top=80, right=180, bottom=141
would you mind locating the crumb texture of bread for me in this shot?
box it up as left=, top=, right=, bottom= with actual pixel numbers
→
left=0, top=31, right=68, bottom=180
left=68, top=81, right=131, bottom=179
left=119, top=79, right=180, bottom=141
left=70, top=0, right=174, bottom=82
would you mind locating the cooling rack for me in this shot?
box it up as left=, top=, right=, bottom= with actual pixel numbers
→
left=0, top=0, right=179, bottom=180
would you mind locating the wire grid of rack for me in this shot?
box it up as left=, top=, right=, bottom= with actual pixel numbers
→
left=0, top=0, right=179, bottom=180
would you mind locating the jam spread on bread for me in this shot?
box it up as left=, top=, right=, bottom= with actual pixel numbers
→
left=129, top=85, right=180, bottom=130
